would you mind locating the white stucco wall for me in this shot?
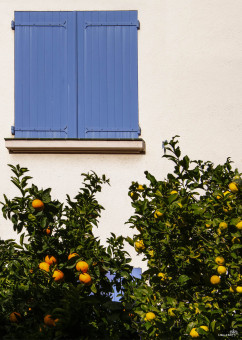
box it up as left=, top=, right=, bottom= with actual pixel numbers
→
left=0, top=0, right=241, bottom=268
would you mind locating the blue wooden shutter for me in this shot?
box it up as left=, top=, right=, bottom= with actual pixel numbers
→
left=13, top=12, right=77, bottom=138
left=77, top=11, right=140, bottom=139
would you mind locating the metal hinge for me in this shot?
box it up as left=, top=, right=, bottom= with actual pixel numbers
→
left=85, top=20, right=140, bottom=29
left=86, top=126, right=140, bottom=133
left=11, top=20, right=66, bottom=30
left=11, top=126, right=67, bottom=135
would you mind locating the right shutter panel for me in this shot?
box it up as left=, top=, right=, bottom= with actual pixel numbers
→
left=78, top=11, right=139, bottom=139
left=14, top=11, right=77, bottom=138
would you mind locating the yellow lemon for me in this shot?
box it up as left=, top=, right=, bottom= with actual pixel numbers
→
left=130, top=192, right=139, bottom=200
left=205, top=303, right=212, bottom=308
left=135, top=240, right=145, bottom=252
left=236, top=286, right=242, bottom=293
left=230, top=286, right=236, bottom=293
left=210, top=275, right=220, bottom=285
left=217, top=228, right=221, bottom=236
left=170, top=190, right=178, bottom=195
left=168, top=308, right=176, bottom=317
left=158, top=272, right=167, bottom=280
left=236, top=221, right=242, bottom=230
left=233, top=175, right=240, bottom=180
left=148, top=250, right=154, bottom=257
left=217, top=266, right=226, bottom=275
left=137, top=185, right=144, bottom=192
left=145, top=312, right=156, bottom=321
left=223, top=191, right=231, bottom=196
left=205, top=223, right=211, bottom=228
left=215, top=256, right=225, bottom=265
left=229, top=182, right=238, bottom=193
left=154, top=210, right=163, bottom=218
left=190, top=328, right=199, bottom=338
left=219, top=222, right=228, bottom=230
left=200, top=326, right=209, bottom=332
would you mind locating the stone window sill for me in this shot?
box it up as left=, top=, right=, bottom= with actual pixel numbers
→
left=5, top=138, right=145, bottom=154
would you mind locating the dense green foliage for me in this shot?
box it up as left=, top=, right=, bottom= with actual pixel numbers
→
left=125, top=136, right=241, bottom=339
left=0, top=137, right=241, bottom=339
left=0, top=166, right=138, bottom=339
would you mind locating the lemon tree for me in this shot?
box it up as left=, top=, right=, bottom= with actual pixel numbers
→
left=125, top=136, right=241, bottom=339
left=0, top=165, right=138, bottom=339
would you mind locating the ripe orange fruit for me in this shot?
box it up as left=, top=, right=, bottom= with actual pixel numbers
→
left=32, top=199, right=44, bottom=211
left=68, top=253, right=79, bottom=260
left=137, top=185, right=144, bottom=192
left=44, top=227, right=52, bottom=235
left=44, top=315, right=58, bottom=327
left=217, top=266, right=226, bottom=275
left=52, top=270, right=64, bottom=282
left=45, top=255, right=57, bottom=265
left=215, top=256, right=225, bottom=265
left=39, top=262, right=50, bottom=272
left=9, top=312, right=21, bottom=323
left=210, top=275, right=220, bottom=285
left=217, top=266, right=227, bottom=275
left=79, top=273, right=92, bottom=285
left=76, top=261, right=89, bottom=273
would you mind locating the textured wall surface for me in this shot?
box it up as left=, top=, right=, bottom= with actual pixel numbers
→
left=0, top=0, right=241, bottom=267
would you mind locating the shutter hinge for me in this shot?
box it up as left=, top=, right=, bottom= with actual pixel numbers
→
left=12, top=21, right=66, bottom=29
left=86, top=127, right=140, bottom=133
left=11, top=126, right=67, bottom=134
left=85, top=20, right=140, bottom=29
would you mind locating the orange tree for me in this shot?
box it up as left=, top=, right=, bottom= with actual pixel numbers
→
left=0, top=165, right=139, bottom=339
left=125, top=136, right=241, bottom=339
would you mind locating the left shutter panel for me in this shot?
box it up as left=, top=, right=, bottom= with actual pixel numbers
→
left=14, top=11, right=77, bottom=138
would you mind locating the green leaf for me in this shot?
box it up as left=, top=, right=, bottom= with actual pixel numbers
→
left=91, top=283, right=97, bottom=294
left=178, top=275, right=190, bottom=284
left=210, top=320, right=216, bottom=332
left=231, top=244, right=242, bottom=251
left=20, top=233, right=25, bottom=246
